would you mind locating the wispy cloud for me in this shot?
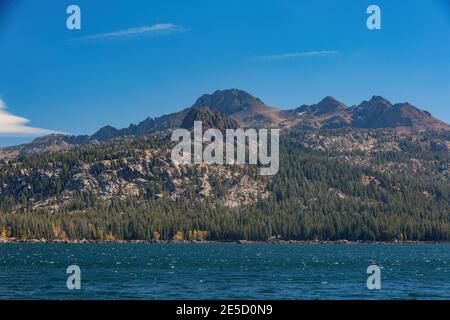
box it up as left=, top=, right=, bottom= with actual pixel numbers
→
left=0, top=99, right=55, bottom=136
left=255, top=50, right=340, bottom=61
left=74, top=23, right=186, bottom=41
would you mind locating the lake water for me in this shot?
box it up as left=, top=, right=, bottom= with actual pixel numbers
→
left=0, top=243, right=449, bottom=299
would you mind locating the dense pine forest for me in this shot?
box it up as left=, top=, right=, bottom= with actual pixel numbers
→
left=0, top=129, right=449, bottom=241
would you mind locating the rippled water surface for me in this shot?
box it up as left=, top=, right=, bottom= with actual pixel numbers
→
left=0, top=243, right=449, bottom=299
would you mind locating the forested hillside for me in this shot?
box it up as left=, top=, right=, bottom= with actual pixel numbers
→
left=1, top=128, right=448, bottom=241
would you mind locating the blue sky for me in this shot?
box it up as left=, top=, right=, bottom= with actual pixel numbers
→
left=0, top=0, right=449, bottom=146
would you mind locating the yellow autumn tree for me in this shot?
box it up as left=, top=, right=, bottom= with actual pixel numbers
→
left=153, top=231, right=161, bottom=241
left=174, top=231, right=184, bottom=241
left=105, top=231, right=115, bottom=241
left=1, top=228, right=7, bottom=239
left=186, top=230, right=208, bottom=241
left=52, top=223, right=68, bottom=240
left=97, top=229, right=105, bottom=241
left=88, top=223, right=98, bottom=240
left=197, top=230, right=208, bottom=241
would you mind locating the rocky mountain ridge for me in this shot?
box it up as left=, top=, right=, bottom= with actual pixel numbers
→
left=1, top=89, right=449, bottom=159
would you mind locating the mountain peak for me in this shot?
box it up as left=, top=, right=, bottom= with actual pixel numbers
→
left=192, top=89, right=266, bottom=116
left=361, top=96, right=393, bottom=109
left=318, top=96, right=347, bottom=107
left=91, top=125, right=120, bottom=141
left=308, top=96, right=347, bottom=116
left=191, top=89, right=283, bottom=126
left=350, top=96, right=450, bottom=131
left=319, top=96, right=342, bottom=104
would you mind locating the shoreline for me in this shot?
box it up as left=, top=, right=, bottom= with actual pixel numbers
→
left=1, top=238, right=449, bottom=244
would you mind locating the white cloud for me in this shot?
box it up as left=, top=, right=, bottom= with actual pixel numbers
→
left=0, top=99, right=55, bottom=136
left=75, top=23, right=185, bottom=41
left=255, top=50, right=340, bottom=60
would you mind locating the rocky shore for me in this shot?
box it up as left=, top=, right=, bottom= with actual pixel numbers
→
left=0, top=237, right=442, bottom=244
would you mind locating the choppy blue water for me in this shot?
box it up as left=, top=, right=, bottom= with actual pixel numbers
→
left=0, top=243, right=449, bottom=300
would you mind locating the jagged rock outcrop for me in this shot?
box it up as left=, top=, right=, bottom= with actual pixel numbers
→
left=180, top=107, right=240, bottom=131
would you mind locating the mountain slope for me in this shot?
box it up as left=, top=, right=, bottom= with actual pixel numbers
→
left=1, top=128, right=449, bottom=241
left=0, top=134, right=90, bottom=159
